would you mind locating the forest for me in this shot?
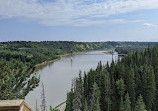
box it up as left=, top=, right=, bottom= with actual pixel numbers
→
left=115, top=46, right=148, bottom=54
left=0, top=41, right=117, bottom=65
left=0, top=41, right=157, bottom=65
left=65, top=45, right=158, bottom=111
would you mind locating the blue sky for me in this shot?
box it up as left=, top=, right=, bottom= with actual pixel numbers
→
left=0, top=0, right=158, bottom=42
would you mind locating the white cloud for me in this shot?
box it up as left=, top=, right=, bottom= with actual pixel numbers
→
left=143, top=23, right=158, bottom=27
left=109, top=19, right=125, bottom=23
left=109, top=19, right=142, bottom=23
left=0, top=0, right=158, bottom=26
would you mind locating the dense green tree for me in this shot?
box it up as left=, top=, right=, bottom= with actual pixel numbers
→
left=116, top=79, right=125, bottom=111
left=119, top=99, right=124, bottom=111
left=105, top=69, right=111, bottom=111
left=93, top=98, right=101, bottom=111
left=83, top=72, right=88, bottom=99
left=79, top=71, right=84, bottom=110
left=125, top=67, right=135, bottom=109
left=65, top=45, right=158, bottom=111
left=73, top=78, right=82, bottom=111
left=116, top=78, right=125, bottom=98
left=83, top=99, right=88, bottom=111
left=65, top=88, right=74, bottom=111
left=154, top=63, right=158, bottom=110
left=144, top=65, right=156, bottom=110
left=135, top=95, right=147, bottom=111
left=124, top=93, right=131, bottom=111
left=0, top=59, right=39, bottom=99
left=89, top=82, right=101, bottom=111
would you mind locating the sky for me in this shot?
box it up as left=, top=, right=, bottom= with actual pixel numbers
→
left=0, top=0, right=158, bottom=42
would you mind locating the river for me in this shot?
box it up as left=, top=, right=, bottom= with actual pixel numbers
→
left=25, top=50, right=118, bottom=110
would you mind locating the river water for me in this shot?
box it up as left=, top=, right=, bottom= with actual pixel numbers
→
left=25, top=50, right=118, bottom=110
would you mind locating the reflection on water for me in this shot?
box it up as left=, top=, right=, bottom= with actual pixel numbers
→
left=70, top=56, right=73, bottom=67
left=25, top=50, right=118, bottom=110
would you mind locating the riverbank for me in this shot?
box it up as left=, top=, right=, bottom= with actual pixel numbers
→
left=35, top=53, right=72, bottom=70
left=34, top=49, right=109, bottom=70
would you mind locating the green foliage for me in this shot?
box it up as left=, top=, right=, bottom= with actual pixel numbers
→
left=50, top=106, right=58, bottom=111
left=116, top=78, right=125, bottom=97
left=90, top=82, right=101, bottom=111
left=65, top=89, right=74, bottom=111
left=115, top=46, right=146, bottom=54
left=115, top=42, right=158, bottom=54
left=124, top=93, right=131, bottom=111
left=0, top=41, right=116, bottom=65
left=66, top=45, right=158, bottom=111
left=140, top=65, right=156, bottom=110
left=116, top=79, right=125, bottom=111
left=73, top=78, right=82, bottom=111
left=119, top=98, right=124, bottom=111
left=125, top=67, right=135, bottom=109
left=0, top=59, right=39, bottom=99
left=0, top=41, right=156, bottom=65
left=135, top=95, right=147, bottom=111
left=83, top=99, right=88, bottom=111
left=0, top=41, right=119, bottom=100
left=1, top=41, right=158, bottom=110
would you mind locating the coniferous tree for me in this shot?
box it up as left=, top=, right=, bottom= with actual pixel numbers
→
left=0, top=59, right=39, bottom=99
left=73, top=78, right=82, bottom=111
left=124, top=93, right=131, bottom=111
left=83, top=72, right=88, bottom=99
left=65, top=88, right=74, bottom=111
left=140, top=65, right=156, bottom=110
left=106, top=62, right=110, bottom=73
left=96, top=61, right=103, bottom=72
left=83, top=99, right=88, bottom=111
left=119, top=99, right=124, bottom=111
left=65, top=45, right=158, bottom=111
left=145, top=65, right=156, bottom=110
left=105, top=69, right=111, bottom=111
left=117, top=64, right=125, bottom=80
left=116, top=78, right=125, bottom=111
left=79, top=71, right=84, bottom=110
left=110, top=60, right=118, bottom=111
left=116, top=78, right=125, bottom=98
left=135, top=95, right=147, bottom=111
left=93, top=98, right=101, bottom=111
left=154, top=63, right=158, bottom=110
left=87, top=69, right=94, bottom=99
left=126, top=67, right=135, bottom=109
left=97, top=68, right=108, bottom=111
left=89, top=82, right=101, bottom=111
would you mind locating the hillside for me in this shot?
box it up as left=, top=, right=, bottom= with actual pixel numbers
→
left=0, top=41, right=157, bottom=65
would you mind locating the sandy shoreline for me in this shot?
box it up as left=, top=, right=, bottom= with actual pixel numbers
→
left=35, top=53, right=71, bottom=69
